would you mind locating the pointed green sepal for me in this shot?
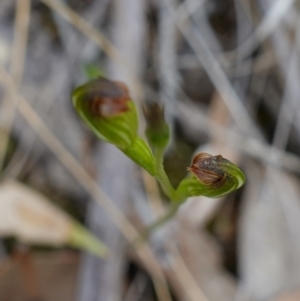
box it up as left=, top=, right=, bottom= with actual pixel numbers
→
left=72, top=78, right=138, bottom=150
left=175, top=153, right=245, bottom=199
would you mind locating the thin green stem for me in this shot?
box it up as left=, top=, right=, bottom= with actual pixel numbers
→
left=154, top=147, right=176, bottom=201
left=134, top=203, right=180, bottom=245
left=134, top=147, right=186, bottom=245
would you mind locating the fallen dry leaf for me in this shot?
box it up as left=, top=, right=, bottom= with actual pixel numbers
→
left=0, top=180, right=107, bottom=257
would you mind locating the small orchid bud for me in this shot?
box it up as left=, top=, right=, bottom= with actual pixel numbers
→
left=143, top=103, right=170, bottom=149
left=175, top=152, right=245, bottom=199
left=72, top=77, right=138, bottom=149
left=72, top=78, right=156, bottom=175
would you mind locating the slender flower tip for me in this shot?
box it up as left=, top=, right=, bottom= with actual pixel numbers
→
left=143, top=102, right=165, bottom=129
left=188, top=152, right=245, bottom=191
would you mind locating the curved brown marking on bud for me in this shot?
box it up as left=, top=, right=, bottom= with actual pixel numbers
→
left=188, top=153, right=231, bottom=189
left=87, top=78, right=131, bottom=117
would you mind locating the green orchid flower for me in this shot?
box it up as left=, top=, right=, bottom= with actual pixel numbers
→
left=72, top=78, right=137, bottom=149
left=72, top=77, right=155, bottom=175
left=176, top=152, right=246, bottom=200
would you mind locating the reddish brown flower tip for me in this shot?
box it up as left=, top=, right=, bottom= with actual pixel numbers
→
left=143, top=102, right=165, bottom=129
left=188, top=153, right=231, bottom=189
left=86, top=78, right=131, bottom=117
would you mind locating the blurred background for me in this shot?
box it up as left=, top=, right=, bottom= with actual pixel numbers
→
left=1, top=0, right=300, bottom=301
